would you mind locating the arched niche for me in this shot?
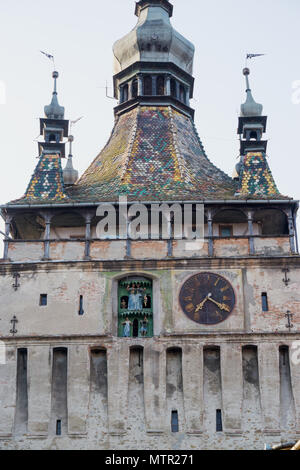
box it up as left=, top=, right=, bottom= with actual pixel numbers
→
left=253, top=209, right=288, bottom=236
left=51, top=211, right=86, bottom=239
left=212, top=209, right=247, bottom=237
left=118, top=275, right=153, bottom=338
left=11, top=212, right=46, bottom=240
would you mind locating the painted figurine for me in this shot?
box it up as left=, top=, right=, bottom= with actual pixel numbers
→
left=140, top=316, right=149, bottom=337
left=122, top=317, right=132, bottom=337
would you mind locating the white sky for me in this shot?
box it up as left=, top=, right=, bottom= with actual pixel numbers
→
left=0, top=0, right=299, bottom=249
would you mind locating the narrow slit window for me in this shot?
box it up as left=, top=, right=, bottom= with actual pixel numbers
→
left=171, top=410, right=179, bottom=433
left=262, top=293, right=269, bottom=312
left=56, top=419, right=62, bottom=436
left=216, top=410, right=223, bottom=432
left=79, top=295, right=84, bottom=315
left=40, top=294, right=47, bottom=306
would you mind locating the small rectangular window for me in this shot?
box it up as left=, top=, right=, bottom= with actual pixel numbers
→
left=40, top=294, right=47, bottom=306
left=219, top=225, right=233, bottom=237
left=79, top=295, right=84, bottom=315
left=216, top=409, right=223, bottom=432
left=171, top=410, right=179, bottom=433
left=56, top=420, right=62, bottom=436
left=262, top=293, right=269, bottom=312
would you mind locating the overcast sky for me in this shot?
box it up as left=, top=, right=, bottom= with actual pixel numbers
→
left=0, top=0, right=299, bottom=249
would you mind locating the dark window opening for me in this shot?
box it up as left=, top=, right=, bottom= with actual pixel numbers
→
left=146, top=43, right=151, bottom=51
left=262, top=293, right=269, bottom=312
left=132, top=79, right=138, bottom=99
left=49, top=134, right=57, bottom=143
left=79, top=295, right=84, bottom=315
left=123, top=84, right=128, bottom=102
left=156, top=44, right=162, bottom=52
left=143, top=76, right=152, bottom=96
left=179, top=84, right=185, bottom=103
left=250, top=131, right=257, bottom=140
left=15, top=348, right=28, bottom=434
left=170, top=79, right=176, bottom=98
left=216, top=409, right=223, bottom=432
left=157, top=76, right=165, bottom=96
left=133, top=318, right=139, bottom=337
left=56, top=420, right=62, bottom=436
left=171, top=410, right=179, bottom=433
left=40, top=294, right=47, bottom=306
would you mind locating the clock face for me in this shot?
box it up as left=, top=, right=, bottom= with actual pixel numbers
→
left=179, top=273, right=236, bottom=325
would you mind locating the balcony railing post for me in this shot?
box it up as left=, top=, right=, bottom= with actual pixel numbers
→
left=207, top=210, right=213, bottom=257
left=3, top=214, right=13, bottom=260
left=247, top=211, right=255, bottom=255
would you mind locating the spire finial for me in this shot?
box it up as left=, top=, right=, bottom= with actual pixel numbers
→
left=53, top=70, right=59, bottom=94
left=44, top=70, right=65, bottom=119
left=63, top=135, right=79, bottom=185
left=241, top=67, right=263, bottom=117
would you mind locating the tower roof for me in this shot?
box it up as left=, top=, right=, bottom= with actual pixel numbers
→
left=113, top=0, right=194, bottom=75
left=68, top=106, right=237, bottom=202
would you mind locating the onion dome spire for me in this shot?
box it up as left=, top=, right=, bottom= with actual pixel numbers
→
left=44, top=71, right=65, bottom=119
left=63, top=136, right=79, bottom=186
left=241, top=68, right=263, bottom=117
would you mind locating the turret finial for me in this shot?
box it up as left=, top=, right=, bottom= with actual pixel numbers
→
left=241, top=68, right=263, bottom=117
left=63, top=135, right=79, bottom=185
left=44, top=70, right=65, bottom=119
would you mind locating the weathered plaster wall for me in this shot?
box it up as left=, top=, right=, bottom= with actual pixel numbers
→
left=0, top=264, right=299, bottom=336
left=0, top=337, right=299, bottom=450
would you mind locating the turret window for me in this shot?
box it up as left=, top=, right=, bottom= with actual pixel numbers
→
left=170, top=79, right=176, bottom=98
left=132, top=79, right=138, bottom=99
left=157, top=76, right=165, bottom=96
left=143, top=76, right=152, bottom=96
left=179, top=84, right=186, bottom=104
left=123, top=84, right=129, bottom=102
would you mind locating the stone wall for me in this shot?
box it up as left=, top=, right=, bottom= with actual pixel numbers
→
left=0, top=336, right=299, bottom=450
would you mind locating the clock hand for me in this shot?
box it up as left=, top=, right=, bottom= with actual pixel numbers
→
left=195, top=296, right=208, bottom=312
left=207, top=296, right=231, bottom=312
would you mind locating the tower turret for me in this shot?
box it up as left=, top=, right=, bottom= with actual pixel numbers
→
left=112, top=0, right=195, bottom=118
left=238, top=68, right=267, bottom=156
left=235, top=68, right=279, bottom=196
left=39, top=71, right=69, bottom=158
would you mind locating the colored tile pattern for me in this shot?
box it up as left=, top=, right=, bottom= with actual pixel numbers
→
left=236, top=152, right=279, bottom=196
left=10, top=107, right=286, bottom=206
left=15, top=153, right=68, bottom=203
left=67, top=106, right=238, bottom=202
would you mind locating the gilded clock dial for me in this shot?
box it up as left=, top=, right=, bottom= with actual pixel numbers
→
left=179, top=273, right=235, bottom=325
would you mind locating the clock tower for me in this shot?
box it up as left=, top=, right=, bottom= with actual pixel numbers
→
left=0, top=0, right=299, bottom=450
